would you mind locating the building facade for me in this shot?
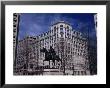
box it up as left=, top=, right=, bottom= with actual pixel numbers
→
left=13, top=13, right=20, bottom=71
left=88, top=38, right=97, bottom=75
left=14, top=21, right=90, bottom=75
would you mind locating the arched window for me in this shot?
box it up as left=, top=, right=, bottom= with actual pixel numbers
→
left=60, top=28, right=63, bottom=31
left=67, top=26, right=69, bottom=29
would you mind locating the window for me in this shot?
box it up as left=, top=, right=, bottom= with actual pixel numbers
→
left=13, top=29, right=16, bottom=32
left=47, top=32, right=48, bottom=35
left=54, top=28, right=56, bottom=33
left=13, top=18, right=17, bottom=22
left=13, top=36, right=16, bottom=38
left=68, top=51, right=70, bottom=54
left=41, top=34, right=43, bottom=37
left=54, top=26, right=56, bottom=29
left=67, top=33, right=69, bottom=36
left=14, top=13, right=17, bottom=17
left=60, top=25, right=63, bottom=27
left=57, top=34, right=58, bottom=38
left=49, top=30, right=51, bottom=34
left=13, top=24, right=16, bottom=27
left=67, top=29, right=69, bottom=32
left=65, top=35, right=67, bottom=38
left=50, top=41, right=51, bottom=44
left=61, top=34, right=63, bottom=37
left=96, top=21, right=97, bottom=27
left=60, top=28, right=63, bottom=32
left=30, top=64, right=33, bottom=69
left=67, top=26, right=69, bottom=29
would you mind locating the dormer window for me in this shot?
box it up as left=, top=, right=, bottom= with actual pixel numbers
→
left=67, top=26, right=69, bottom=29
left=60, top=25, right=63, bottom=27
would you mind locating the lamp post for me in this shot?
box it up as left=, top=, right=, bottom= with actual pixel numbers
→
left=72, top=65, right=74, bottom=75
left=63, top=58, right=65, bottom=75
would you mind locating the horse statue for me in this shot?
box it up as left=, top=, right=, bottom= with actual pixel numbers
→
left=49, top=46, right=62, bottom=66
left=40, top=46, right=62, bottom=68
left=40, top=47, right=49, bottom=61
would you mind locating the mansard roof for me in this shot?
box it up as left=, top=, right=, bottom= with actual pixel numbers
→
left=51, top=21, right=72, bottom=26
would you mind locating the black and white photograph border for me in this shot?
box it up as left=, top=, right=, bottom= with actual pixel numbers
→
left=1, top=0, right=109, bottom=86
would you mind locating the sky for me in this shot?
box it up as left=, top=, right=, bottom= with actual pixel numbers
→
left=18, top=13, right=97, bottom=41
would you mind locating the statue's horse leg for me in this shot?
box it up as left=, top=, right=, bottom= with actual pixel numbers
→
left=52, top=60, right=55, bottom=68
left=48, top=60, right=50, bottom=68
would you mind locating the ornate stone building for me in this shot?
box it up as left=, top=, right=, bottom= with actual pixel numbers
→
left=94, top=14, right=97, bottom=37
left=14, top=21, right=90, bottom=75
left=13, top=13, right=20, bottom=72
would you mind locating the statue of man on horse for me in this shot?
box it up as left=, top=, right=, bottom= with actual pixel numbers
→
left=40, top=46, right=61, bottom=68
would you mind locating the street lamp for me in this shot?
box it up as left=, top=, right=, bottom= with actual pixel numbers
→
left=72, top=65, right=74, bottom=75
